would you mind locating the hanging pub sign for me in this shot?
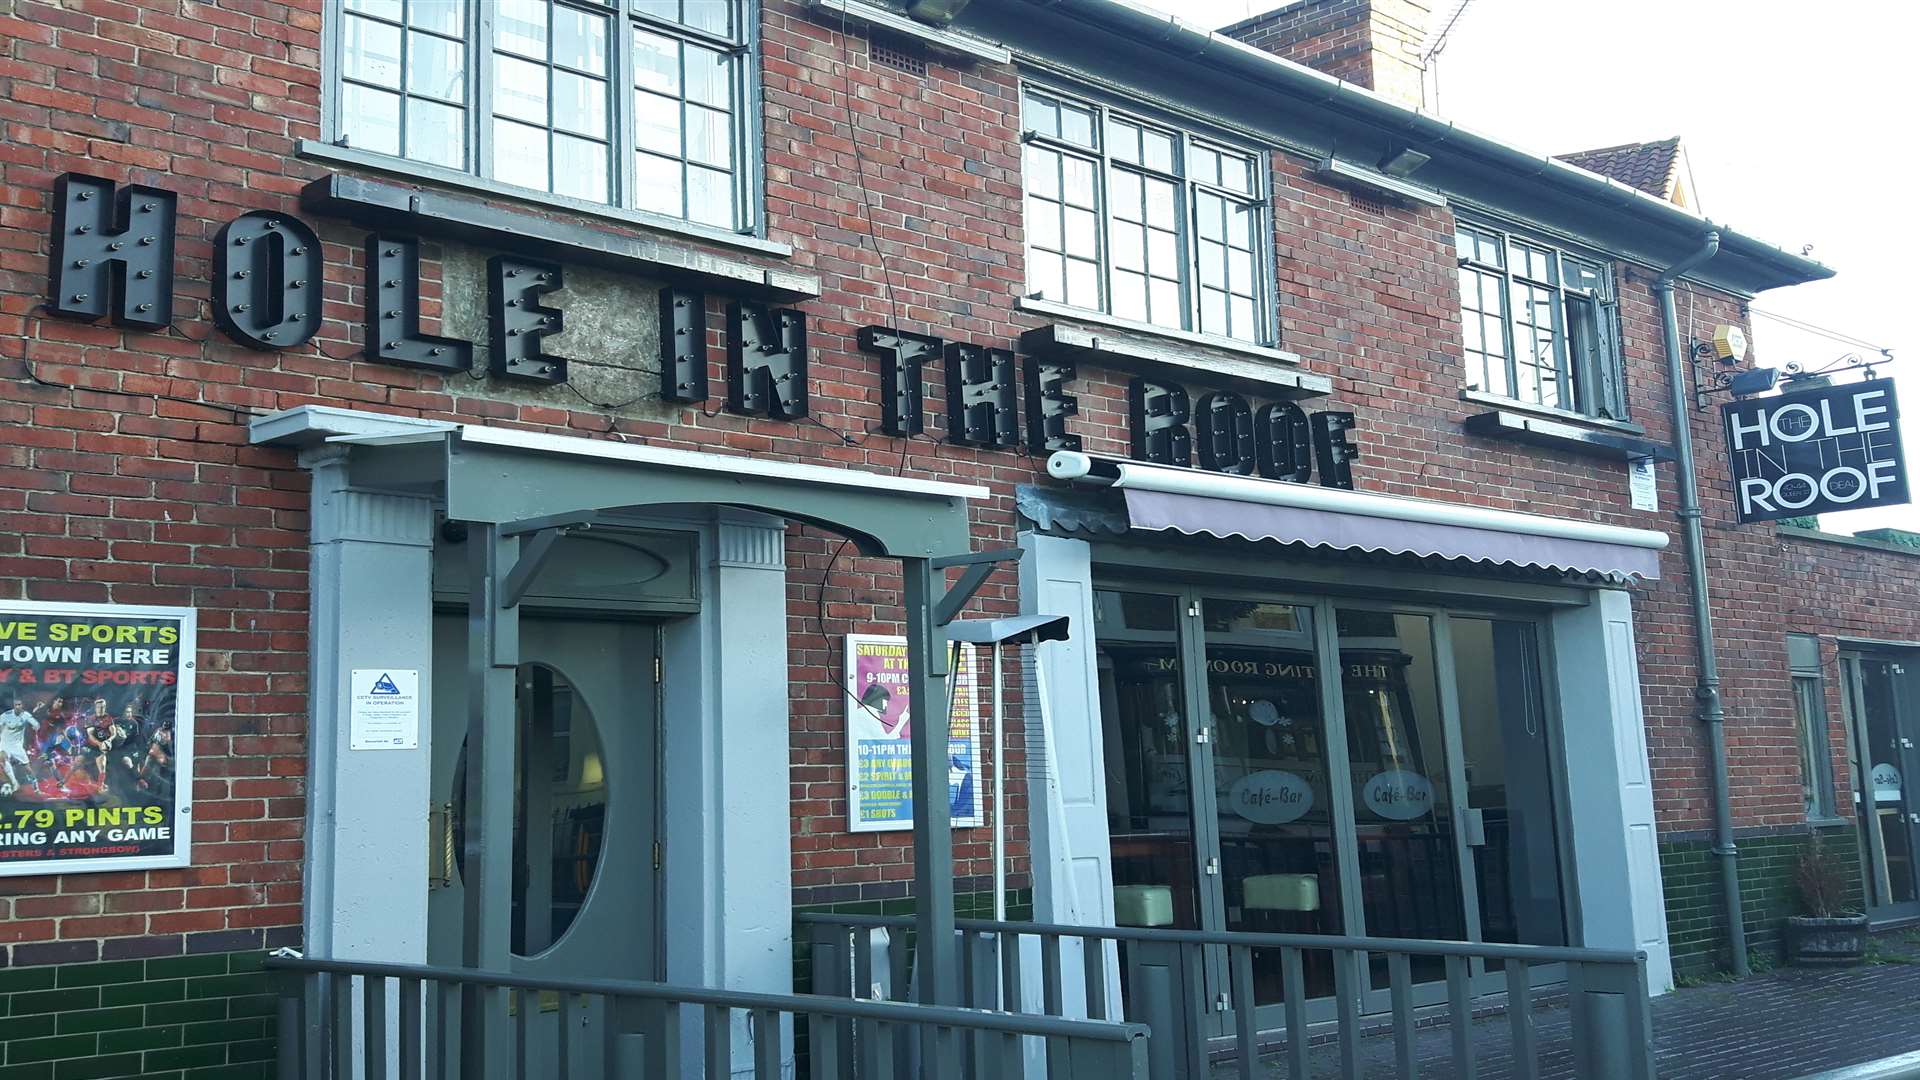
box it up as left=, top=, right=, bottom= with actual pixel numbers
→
left=43, top=172, right=1359, bottom=489
left=843, top=635, right=982, bottom=833
left=0, top=601, right=196, bottom=876
left=1723, top=378, right=1909, bottom=523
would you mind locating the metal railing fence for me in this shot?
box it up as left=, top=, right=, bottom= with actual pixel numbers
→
left=798, top=912, right=1656, bottom=1080
left=267, top=954, right=1149, bottom=1080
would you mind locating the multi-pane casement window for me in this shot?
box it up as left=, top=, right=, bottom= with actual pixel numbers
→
left=1020, top=86, right=1271, bottom=344
left=1788, top=634, right=1838, bottom=820
left=332, top=0, right=754, bottom=233
left=1455, top=220, right=1627, bottom=420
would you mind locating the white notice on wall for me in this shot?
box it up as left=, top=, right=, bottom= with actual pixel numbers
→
left=349, top=669, right=419, bottom=751
left=1628, top=457, right=1659, bottom=512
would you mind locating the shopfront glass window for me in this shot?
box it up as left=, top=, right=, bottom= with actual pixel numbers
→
left=1203, top=598, right=1341, bottom=1001
left=1336, top=609, right=1464, bottom=986
left=1452, top=617, right=1567, bottom=947
left=1096, top=590, right=1202, bottom=931
left=332, top=0, right=755, bottom=232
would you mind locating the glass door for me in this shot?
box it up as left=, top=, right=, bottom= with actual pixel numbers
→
left=1092, top=584, right=1575, bottom=1028
left=1199, top=599, right=1346, bottom=1011
left=1097, top=590, right=1205, bottom=933
left=1333, top=608, right=1470, bottom=1000
left=1844, top=655, right=1920, bottom=920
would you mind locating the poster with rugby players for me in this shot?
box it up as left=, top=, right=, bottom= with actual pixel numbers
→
left=0, top=601, right=195, bottom=876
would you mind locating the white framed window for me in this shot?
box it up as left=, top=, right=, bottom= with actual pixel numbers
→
left=330, top=0, right=756, bottom=233
left=1020, top=85, right=1273, bottom=345
left=1455, top=218, right=1627, bottom=420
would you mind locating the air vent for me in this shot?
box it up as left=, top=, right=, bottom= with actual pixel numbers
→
left=871, top=37, right=928, bottom=77
left=1349, top=192, right=1388, bottom=216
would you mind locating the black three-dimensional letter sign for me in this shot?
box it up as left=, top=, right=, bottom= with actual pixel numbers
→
left=212, top=211, right=322, bottom=350
left=487, top=256, right=569, bottom=384
left=364, top=235, right=472, bottom=372
left=1196, top=392, right=1257, bottom=475
left=46, top=173, right=176, bottom=330
left=1256, top=401, right=1312, bottom=482
left=1129, top=379, right=1192, bottom=466
left=1023, top=357, right=1081, bottom=455
left=727, top=302, right=808, bottom=419
left=944, top=343, right=1019, bottom=448
left=859, top=327, right=941, bottom=437
left=1311, top=411, right=1359, bottom=490
left=659, top=288, right=709, bottom=403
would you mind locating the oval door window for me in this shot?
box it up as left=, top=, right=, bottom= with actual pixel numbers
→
left=451, top=662, right=610, bottom=957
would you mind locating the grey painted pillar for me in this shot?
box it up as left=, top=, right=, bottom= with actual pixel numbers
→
left=1015, top=533, right=1122, bottom=1029
left=301, top=448, right=437, bottom=962
left=462, top=524, right=517, bottom=1078
left=904, top=556, right=957, bottom=1005
left=1551, top=588, right=1673, bottom=994
left=661, top=510, right=793, bottom=1077
left=1014, top=533, right=1116, bottom=931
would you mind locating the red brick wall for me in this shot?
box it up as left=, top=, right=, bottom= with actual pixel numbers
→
left=0, top=0, right=1915, bottom=965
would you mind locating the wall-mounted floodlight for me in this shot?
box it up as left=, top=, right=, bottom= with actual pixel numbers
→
left=906, top=0, right=970, bottom=24
left=1728, top=366, right=1780, bottom=396
left=1379, top=147, right=1432, bottom=177
left=1314, top=157, right=1448, bottom=208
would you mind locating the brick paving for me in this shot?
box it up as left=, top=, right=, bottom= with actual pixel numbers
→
left=1220, top=935, right=1920, bottom=1079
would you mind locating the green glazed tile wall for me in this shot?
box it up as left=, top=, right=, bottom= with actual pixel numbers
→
left=1661, top=827, right=1866, bottom=977
left=0, top=951, right=275, bottom=1080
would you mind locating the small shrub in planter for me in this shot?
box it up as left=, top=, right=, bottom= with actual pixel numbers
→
left=1784, top=832, right=1868, bottom=965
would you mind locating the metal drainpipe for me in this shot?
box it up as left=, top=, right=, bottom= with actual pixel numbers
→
left=1653, top=231, right=1749, bottom=978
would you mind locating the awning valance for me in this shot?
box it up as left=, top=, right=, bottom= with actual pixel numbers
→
left=1046, top=452, right=1667, bottom=580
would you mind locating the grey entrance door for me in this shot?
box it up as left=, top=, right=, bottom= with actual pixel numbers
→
left=427, top=614, right=660, bottom=1063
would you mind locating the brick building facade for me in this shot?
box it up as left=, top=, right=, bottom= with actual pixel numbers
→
left=0, top=0, right=1913, bottom=1073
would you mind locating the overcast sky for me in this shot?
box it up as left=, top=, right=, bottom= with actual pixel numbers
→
left=1134, top=0, right=1918, bottom=534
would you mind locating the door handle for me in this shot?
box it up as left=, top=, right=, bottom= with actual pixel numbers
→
left=1463, top=808, right=1487, bottom=847
left=428, top=801, right=453, bottom=890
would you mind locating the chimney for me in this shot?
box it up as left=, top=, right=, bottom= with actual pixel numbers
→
left=1221, top=0, right=1431, bottom=111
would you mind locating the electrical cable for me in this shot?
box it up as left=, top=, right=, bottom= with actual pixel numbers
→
left=816, top=6, right=938, bottom=717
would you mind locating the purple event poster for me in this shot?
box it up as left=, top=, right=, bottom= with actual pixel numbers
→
left=844, top=634, right=982, bottom=833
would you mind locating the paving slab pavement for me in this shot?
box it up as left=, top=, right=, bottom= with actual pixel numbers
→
left=1216, top=934, right=1920, bottom=1079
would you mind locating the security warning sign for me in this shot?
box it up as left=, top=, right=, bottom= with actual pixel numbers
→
left=0, top=601, right=196, bottom=876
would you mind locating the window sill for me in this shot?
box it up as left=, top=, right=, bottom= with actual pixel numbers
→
left=1458, top=389, right=1647, bottom=436
left=1017, top=300, right=1328, bottom=400
left=1463, top=409, right=1673, bottom=463
left=296, top=140, right=799, bottom=263
left=1807, top=816, right=1852, bottom=830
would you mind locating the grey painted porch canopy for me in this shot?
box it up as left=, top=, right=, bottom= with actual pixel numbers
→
left=1045, top=450, right=1668, bottom=580
left=252, top=405, right=988, bottom=1021
left=253, top=405, right=982, bottom=557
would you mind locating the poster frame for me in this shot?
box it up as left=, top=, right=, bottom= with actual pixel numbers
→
left=843, top=632, right=983, bottom=834
left=0, top=598, right=197, bottom=877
